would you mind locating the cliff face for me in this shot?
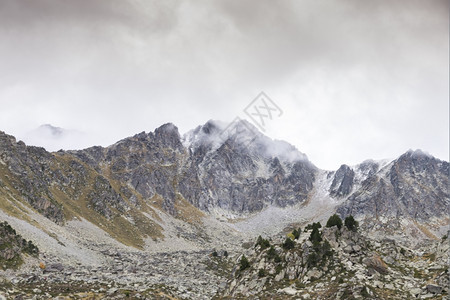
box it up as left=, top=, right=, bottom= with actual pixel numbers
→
left=179, top=120, right=317, bottom=214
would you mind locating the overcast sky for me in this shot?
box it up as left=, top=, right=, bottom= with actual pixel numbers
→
left=0, top=0, right=448, bottom=169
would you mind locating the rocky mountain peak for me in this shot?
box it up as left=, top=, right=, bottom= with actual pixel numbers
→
left=394, top=149, right=448, bottom=174
left=153, top=123, right=183, bottom=151
left=337, top=149, right=449, bottom=233
left=329, top=164, right=355, bottom=198
left=0, top=131, right=20, bottom=149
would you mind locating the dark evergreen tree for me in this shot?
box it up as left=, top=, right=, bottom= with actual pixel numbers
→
left=282, top=237, right=295, bottom=250
left=239, top=255, right=250, bottom=271
left=309, top=227, right=322, bottom=244
left=255, top=235, right=270, bottom=250
left=344, top=215, right=358, bottom=232
left=326, top=214, right=343, bottom=229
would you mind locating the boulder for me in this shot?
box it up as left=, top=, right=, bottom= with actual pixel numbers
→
left=426, top=284, right=442, bottom=294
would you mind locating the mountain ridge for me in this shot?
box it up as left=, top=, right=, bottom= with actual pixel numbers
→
left=0, top=121, right=448, bottom=245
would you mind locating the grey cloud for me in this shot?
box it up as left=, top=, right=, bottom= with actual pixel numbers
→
left=0, top=0, right=447, bottom=169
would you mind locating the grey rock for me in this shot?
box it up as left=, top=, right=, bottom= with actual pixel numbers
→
left=426, top=284, right=442, bottom=294
left=337, top=150, right=449, bottom=225
left=330, top=164, right=355, bottom=197
left=410, top=288, right=422, bottom=297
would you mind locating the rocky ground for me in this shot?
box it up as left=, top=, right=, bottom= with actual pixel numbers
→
left=0, top=210, right=247, bottom=299
left=0, top=249, right=234, bottom=299
left=222, top=224, right=449, bottom=300
left=0, top=217, right=448, bottom=299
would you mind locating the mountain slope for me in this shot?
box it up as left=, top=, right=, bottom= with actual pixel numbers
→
left=336, top=150, right=449, bottom=239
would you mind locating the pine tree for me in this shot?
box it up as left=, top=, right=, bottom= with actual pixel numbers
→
left=282, top=237, right=295, bottom=250
left=326, top=214, right=343, bottom=229
left=344, top=215, right=358, bottom=231
left=239, top=255, right=250, bottom=271
left=309, top=227, right=322, bottom=244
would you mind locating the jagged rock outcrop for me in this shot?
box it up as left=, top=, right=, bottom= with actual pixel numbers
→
left=0, top=221, right=38, bottom=270
left=224, top=222, right=449, bottom=299
left=337, top=150, right=449, bottom=225
left=329, top=164, right=355, bottom=197
left=179, top=120, right=317, bottom=214
left=0, top=132, right=64, bottom=224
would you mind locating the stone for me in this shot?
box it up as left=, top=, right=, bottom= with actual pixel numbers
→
left=352, top=245, right=361, bottom=252
left=344, top=245, right=353, bottom=254
left=410, top=288, right=422, bottom=297
left=426, top=284, right=442, bottom=294
left=278, top=286, right=298, bottom=295
left=372, top=280, right=383, bottom=288
left=107, top=288, right=118, bottom=295
left=274, top=270, right=285, bottom=282
left=306, top=269, right=323, bottom=279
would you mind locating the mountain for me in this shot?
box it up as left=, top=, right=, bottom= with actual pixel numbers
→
left=180, top=120, right=316, bottom=215
left=0, top=121, right=448, bottom=240
left=336, top=150, right=449, bottom=238
left=0, top=120, right=448, bottom=299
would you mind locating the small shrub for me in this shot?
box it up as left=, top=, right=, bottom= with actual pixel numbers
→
left=322, top=240, right=333, bottom=258
left=255, top=236, right=271, bottom=250
left=212, top=250, right=218, bottom=257
left=361, top=286, right=370, bottom=297
left=223, top=250, right=228, bottom=257
left=258, top=268, right=266, bottom=277
left=287, top=232, right=295, bottom=240
left=292, top=229, right=300, bottom=240
left=307, top=252, right=320, bottom=267
left=267, top=246, right=277, bottom=259
left=239, top=255, right=250, bottom=271
left=282, top=237, right=295, bottom=250
left=275, top=264, right=283, bottom=275
left=295, top=282, right=305, bottom=289
left=274, top=254, right=282, bottom=263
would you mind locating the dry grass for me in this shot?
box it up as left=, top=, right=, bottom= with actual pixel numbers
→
left=174, top=193, right=205, bottom=224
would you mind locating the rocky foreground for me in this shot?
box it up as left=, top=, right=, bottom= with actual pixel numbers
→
left=0, top=219, right=448, bottom=300
left=0, top=249, right=231, bottom=299
left=224, top=223, right=449, bottom=300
